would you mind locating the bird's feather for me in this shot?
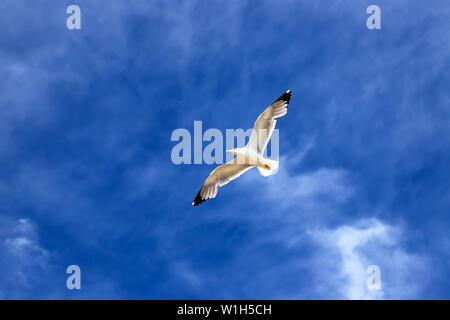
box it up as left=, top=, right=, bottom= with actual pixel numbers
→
left=192, top=160, right=253, bottom=206
left=192, top=90, right=292, bottom=206
left=247, top=90, right=291, bottom=154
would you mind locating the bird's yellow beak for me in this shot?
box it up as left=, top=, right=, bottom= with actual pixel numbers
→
left=225, top=149, right=233, bottom=153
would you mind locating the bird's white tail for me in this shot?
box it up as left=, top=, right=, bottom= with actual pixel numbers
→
left=257, top=158, right=279, bottom=177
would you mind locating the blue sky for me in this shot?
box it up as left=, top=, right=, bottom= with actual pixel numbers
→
left=0, top=0, right=449, bottom=299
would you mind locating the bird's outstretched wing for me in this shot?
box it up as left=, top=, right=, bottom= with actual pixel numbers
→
left=247, top=90, right=291, bottom=154
left=192, top=160, right=254, bottom=206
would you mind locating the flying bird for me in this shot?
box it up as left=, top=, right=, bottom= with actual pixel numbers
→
left=192, top=89, right=292, bottom=206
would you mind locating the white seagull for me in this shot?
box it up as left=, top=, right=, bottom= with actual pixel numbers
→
left=192, top=89, right=292, bottom=206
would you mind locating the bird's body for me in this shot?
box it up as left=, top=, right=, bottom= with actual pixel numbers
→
left=225, top=147, right=277, bottom=171
left=192, top=89, right=292, bottom=206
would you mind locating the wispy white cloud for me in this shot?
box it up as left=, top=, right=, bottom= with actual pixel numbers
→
left=0, top=218, right=51, bottom=298
left=170, top=261, right=203, bottom=290
left=268, top=166, right=353, bottom=208
left=310, top=219, right=429, bottom=299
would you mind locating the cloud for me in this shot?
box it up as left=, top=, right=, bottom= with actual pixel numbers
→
left=270, top=166, right=353, bottom=207
left=0, top=218, right=51, bottom=298
left=310, top=219, right=430, bottom=299
left=170, top=261, right=203, bottom=290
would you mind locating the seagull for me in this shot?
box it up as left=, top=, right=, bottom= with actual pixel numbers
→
left=192, top=89, right=292, bottom=206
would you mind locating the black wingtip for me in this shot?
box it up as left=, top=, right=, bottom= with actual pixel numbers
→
left=192, top=191, right=205, bottom=207
left=274, top=89, right=292, bottom=104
